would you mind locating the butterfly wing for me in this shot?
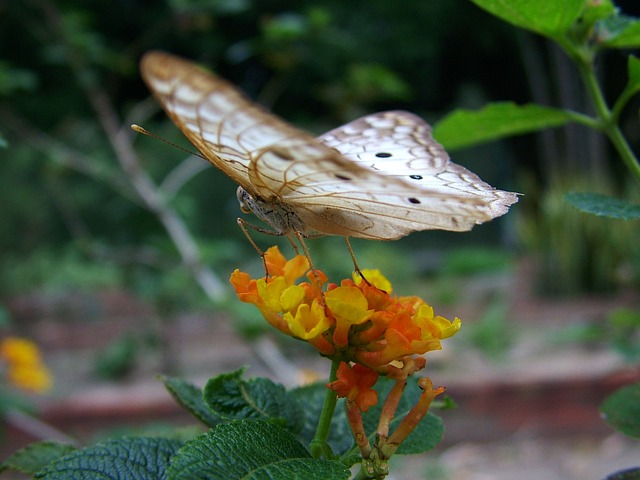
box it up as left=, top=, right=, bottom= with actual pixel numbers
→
left=141, top=52, right=517, bottom=240
left=276, top=111, right=518, bottom=239
left=140, top=51, right=335, bottom=198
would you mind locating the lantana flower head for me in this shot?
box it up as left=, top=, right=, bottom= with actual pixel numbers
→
left=0, top=337, right=52, bottom=393
left=231, top=246, right=461, bottom=372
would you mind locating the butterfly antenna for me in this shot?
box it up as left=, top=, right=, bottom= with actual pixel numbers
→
left=131, top=124, right=206, bottom=161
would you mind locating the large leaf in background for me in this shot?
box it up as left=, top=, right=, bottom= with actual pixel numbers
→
left=1, top=441, right=76, bottom=476
left=34, top=437, right=183, bottom=480
left=469, top=0, right=586, bottom=37
left=166, top=421, right=349, bottom=480
left=433, top=102, right=573, bottom=151
left=361, top=376, right=443, bottom=455
left=203, top=369, right=304, bottom=432
left=290, top=383, right=353, bottom=456
left=565, top=192, right=640, bottom=220
left=600, top=15, right=640, bottom=48
left=604, top=467, right=640, bottom=480
left=160, top=375, right=220, bottom=427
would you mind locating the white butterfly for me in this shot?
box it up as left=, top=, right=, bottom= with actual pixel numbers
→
left=139, top=51, right=517, bottom=247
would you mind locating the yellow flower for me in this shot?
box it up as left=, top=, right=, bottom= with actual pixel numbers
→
left=325, top=286, right=374, bottom=349
left=0, top=337, right=52, bottom=393
left=230, top=246, right=461, bottom=372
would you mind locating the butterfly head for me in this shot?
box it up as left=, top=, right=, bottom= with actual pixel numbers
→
left=236, top=186, right=253, bottom=214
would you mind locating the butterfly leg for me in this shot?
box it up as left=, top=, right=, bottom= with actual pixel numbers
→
left=236, top=218, right=273, bottom=277
left=293, top=231, right=326, bottom=304
left=344, top=237, right=371, bottom=285
left=285, top=236, right=300, bottom=255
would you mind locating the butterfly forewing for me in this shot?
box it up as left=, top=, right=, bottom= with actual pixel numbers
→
left=141, top=52, right=316, bottom=195
left=140, top=51, right=518, bottom=241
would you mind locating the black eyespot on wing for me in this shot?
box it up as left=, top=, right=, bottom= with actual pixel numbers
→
left=409, top=175, right=423, bottom=180
left=376, top=152, right=392, bottom=158
left=408, top=197, right=421, bottom=204
left=335, top=174, right=352, bottom=181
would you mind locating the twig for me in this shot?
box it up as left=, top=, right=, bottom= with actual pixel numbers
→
left=4, top=408, right=79, bottom=447
left=37, top=1, right=228, bottom=303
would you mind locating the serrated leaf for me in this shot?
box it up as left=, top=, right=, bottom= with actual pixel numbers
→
left=605, top=467, right=640, bottom=480
left=1, top=441, right=76, bottom=475
left=601, top=383, right=640, bottom=439
left=35, top=437, right=183, bottom=480
left=565, top=192, right=640, bottom=219
left=434, top=102, right=573, bottom=150
left=470, top=0, right=586, bottom=37
left=160, top=375, right=219, bottom=427
left=362, top=377, right=443, bottom=455
left=203, top=369, right=303, bottom=432
left=166, top=420, right=349, bottom=480
left=290, top=383, right=353, bottom=455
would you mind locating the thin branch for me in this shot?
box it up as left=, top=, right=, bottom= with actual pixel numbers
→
left=0, top=108, right=142, bottom=207
left=89, top=88, right=228, bottom=302
left=159, top=156, right=210, bottom=201
left=35, top=0, right=228, bottom=302
left=4, top=408, right=79, bottom=446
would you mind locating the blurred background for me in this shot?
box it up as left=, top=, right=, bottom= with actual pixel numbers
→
left=1, top=1, right=639, bottom=478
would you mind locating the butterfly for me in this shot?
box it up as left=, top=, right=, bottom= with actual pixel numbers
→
left=138, top=51, right=518, bottom=271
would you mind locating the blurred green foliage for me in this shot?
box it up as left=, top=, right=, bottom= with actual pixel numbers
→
left=517, top=175, right=640, bottom=295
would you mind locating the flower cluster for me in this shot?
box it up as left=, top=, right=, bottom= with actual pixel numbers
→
left=0, top=336, right=52, bottom=393
left=230, top=246, right=461, bottom=374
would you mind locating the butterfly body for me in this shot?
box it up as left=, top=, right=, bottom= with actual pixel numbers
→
left=140, top=51, right=518, bottom=242
left=236, top=186, right=310, bottom=236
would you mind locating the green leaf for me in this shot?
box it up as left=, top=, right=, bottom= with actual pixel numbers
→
left=628, top=56, right=640, bottom=88
left=160, top=375, right=219, bottom=427
left=166, top=420, right=349, bottom=480
left=581, top=0, right=616, bottom=30
left=203, top=369, right=303, bottom=432
left=605, top=467, right=640, bottom=480
left=290, top=383, right=353, bottom=455
left=395, top=413, right=443, bottom=455
left=34, top=437, right=183, bottom=480
left=470, top=0, right=586, bottom=37
left=600, top=15, right=640, bottom=48
left=1, top=441, right=76, bottom=475
left=434, top=102, right=574, bottom=150
left=601, top=383, right=640, bottom=439
left=362, top=377, right=443, bottom=455
left=565, top=192, right=640, bottom=219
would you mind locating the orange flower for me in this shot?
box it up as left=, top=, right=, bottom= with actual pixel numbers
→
left=327, top=362, right=379, bottom=412
left=230, top=246, right=461, bottom=371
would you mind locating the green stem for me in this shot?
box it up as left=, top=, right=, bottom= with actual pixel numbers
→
left=573, top=49, right=640, bottom=183
left=309, top=359, right=340, bottom=459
